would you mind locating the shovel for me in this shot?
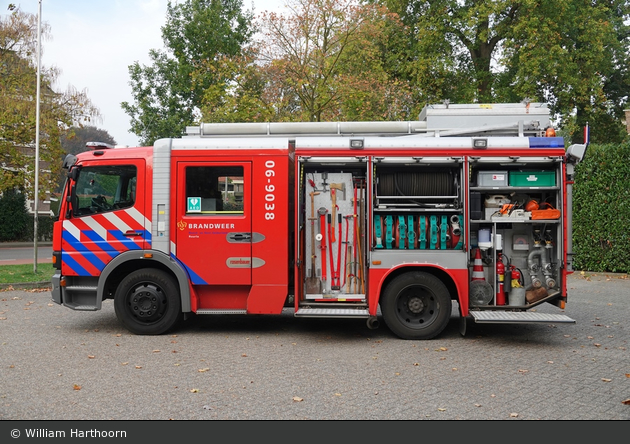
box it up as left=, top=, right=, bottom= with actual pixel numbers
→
left=305, top=191, right=322, bottom=294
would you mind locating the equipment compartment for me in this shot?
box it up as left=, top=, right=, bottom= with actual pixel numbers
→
left=372, top=161, right=464, bottom=251
left=301, top=167, right=368, bottom=300
left=468, top=158, right=564, bottom=310
left=373, top=160, right=463, bottom=211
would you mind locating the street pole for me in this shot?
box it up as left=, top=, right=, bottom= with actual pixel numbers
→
left=33, top=0, right=42, bottom=273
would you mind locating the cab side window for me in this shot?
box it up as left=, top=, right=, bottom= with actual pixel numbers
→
left=73, top=165, right=137, bottom=216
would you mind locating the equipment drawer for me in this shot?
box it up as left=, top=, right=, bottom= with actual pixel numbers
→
left=477, top=171, right=508, bottom=187
left=509, top=171, right=555, bottom=187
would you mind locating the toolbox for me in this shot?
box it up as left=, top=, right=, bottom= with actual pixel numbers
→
left=477, top=171, right=508, bottom=187
left=509, top=171, right=555, bottom=187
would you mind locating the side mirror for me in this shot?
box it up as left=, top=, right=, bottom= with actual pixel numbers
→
left=565, top=144, right=588, bottom=164
left=62, top=154, right=78, bottom=170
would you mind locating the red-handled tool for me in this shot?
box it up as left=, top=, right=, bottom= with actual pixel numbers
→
left=305, top=191, right=321, bottom=294
left=318, top=207, right=328, bottom=283
left=327, top=213, right=344, bottom=291
left=334, top=213, right=343, bottom=290
left=327, top=214, right=335, bottom=289
left=343, top=215, right=353, bottom=292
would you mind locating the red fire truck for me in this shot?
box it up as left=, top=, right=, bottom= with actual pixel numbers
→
left=51, top=102, right=588, bottom=340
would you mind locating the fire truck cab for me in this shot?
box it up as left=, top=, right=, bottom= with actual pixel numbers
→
left=52, top=102, right=587, bottom=340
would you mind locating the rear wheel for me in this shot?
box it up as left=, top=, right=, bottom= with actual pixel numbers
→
left=381, top=271, right=451, bottom=340
left=114, top=268, right=183, bottom=335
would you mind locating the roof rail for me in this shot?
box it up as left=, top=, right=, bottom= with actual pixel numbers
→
left=187, top=103, right=552, bottom=138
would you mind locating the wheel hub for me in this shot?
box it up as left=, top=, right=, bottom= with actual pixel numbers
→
left=407, top=296, right=425, bottom=314
left=396, top=285, right=438, bottom=327
left=129, top=285, right=163, bottom=320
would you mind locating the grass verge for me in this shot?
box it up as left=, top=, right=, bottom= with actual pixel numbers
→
left=0, top=263, right=53, bottom=286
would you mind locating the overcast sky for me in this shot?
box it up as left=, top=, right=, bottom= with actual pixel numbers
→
left=8, top=0, right=287, bottom=147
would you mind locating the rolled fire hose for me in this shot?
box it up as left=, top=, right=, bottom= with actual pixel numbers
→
left=398, top=216, right=406, bottom=249
left=407, top=215, right=415, bottom=249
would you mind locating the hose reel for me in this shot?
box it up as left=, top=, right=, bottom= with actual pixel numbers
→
left=377, top=170, right=456, bottom=197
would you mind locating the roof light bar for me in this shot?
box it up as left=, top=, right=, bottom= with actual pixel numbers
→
left=529, top=137, right=564, bottom=148
left=86, top=142, right=115, bottom=150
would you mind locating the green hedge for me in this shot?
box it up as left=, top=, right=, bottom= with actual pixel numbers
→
left=572, top=142, right=630, bottom=273
left=0, top=189, right=54, bottom=242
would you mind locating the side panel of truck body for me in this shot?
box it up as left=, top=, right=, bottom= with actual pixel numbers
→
left=164, top=138, right=293, bottom=315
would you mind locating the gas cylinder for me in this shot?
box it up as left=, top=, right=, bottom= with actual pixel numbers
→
left=496, top=253, right=506, bottom=305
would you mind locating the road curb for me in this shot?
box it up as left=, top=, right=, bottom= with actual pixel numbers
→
left=0, top=281, right=52, bottom=291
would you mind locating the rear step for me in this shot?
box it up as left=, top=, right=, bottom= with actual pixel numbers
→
left=295, top=307, right=370, bottom=318
left=470, top=311, right=575, bottom=324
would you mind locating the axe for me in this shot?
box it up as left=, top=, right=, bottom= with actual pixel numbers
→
left=329, top=183, right=346, bottom=243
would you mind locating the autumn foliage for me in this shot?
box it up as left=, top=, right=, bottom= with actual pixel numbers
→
left=196, top=0, right=414, bottom=124
left=123, top=0, right=628, bottom=145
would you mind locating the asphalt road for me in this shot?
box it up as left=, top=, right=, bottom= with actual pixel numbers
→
left=0, top=272, right=628, bottom=421
left=0, top=242, right=52, bottom=265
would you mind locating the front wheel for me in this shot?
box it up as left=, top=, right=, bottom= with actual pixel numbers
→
left=381, top=271, right=451, bottom=340
left=114, top=268, right=183, bottom=335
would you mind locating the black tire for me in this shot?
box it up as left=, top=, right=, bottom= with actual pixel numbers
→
left=381, top=271, right=451, bottom=340
left=114, top=268, right=183, bottom=335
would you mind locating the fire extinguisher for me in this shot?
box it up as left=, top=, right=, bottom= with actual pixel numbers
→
left=510, top=266, right=522, bottom=289
left=496, top=253, right=506, bottom=305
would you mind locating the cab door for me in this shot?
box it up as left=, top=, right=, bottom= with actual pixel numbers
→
left=175, top=162, right=252, bottom=286
left=62, top=160, right=146, bottom=277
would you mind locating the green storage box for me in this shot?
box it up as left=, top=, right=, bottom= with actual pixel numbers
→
left=509, top=171, right=555, bottom=187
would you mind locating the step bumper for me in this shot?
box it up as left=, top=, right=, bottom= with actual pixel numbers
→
left=470, top=311, right=575, bottom=324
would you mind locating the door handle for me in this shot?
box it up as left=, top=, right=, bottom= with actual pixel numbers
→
left=124, top=230, right=142, bottom=237
left=228, top=233, right=252, bottom=243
